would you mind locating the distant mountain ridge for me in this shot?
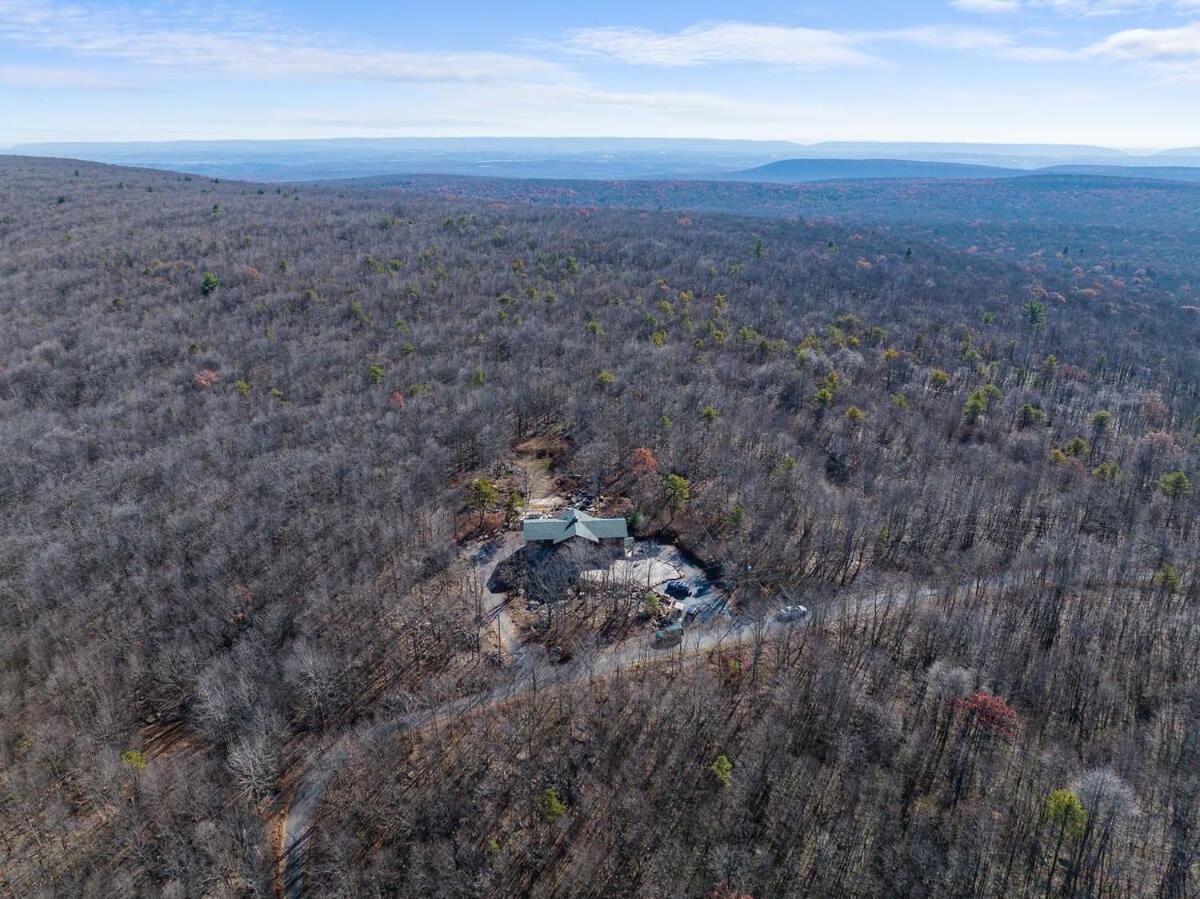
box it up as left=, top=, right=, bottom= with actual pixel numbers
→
left=722, top=158, right=1200, bottom=186
left=1039, top=165, right=1200, bottom=184
left=6, top=137, right=1200, bottom=183
left=711, top=158, right=1025, bottom=182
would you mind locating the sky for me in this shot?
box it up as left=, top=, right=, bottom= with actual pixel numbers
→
left=1, top=0, right=1199, bottom=148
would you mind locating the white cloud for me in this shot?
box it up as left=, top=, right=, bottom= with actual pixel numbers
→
left=1030, top=1, right=1159, bottom=13
left=1078, top=20, right=1200, bottom=77
left=564, top=21, right=1031, bottom=68
left=953, top=0, right=1200, bottom=15
left=564, top=23, right=880, bottom=68
left=998, top=44, right=1084, bottom=60
left=249, top=79, right=857, bottom=141
left=940, top=15, right=1200, bottom=69
left=1085, top=20, right=1200, bottom=55
left=4, top=0, right=1199, bottom=145
left=984, top=17, right=1200, bottom=74
left=0, top=63, right=135, bottom=88
left=0, top=0, right=568, bottom=84
left=565, top=15, right=1200, bottom=81
left=952, top=0, right=1023, bottom=12
left=874, top=25, right=1019, bottom=50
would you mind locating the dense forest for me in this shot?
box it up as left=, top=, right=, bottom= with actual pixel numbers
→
left=1, top=156, right=1198, bottom=897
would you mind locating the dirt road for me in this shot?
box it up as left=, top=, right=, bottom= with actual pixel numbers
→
left=277, top=550, right=1007, bottom=898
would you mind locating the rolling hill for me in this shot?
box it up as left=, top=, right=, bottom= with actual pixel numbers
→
left=712, top=158, right=1024, bottom=182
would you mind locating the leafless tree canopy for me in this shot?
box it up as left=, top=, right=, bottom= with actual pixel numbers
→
left=0, top=156, right=1198, bottom=897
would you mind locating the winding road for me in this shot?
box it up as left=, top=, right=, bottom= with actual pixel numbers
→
left=277, top=535, right=1005, bottom=898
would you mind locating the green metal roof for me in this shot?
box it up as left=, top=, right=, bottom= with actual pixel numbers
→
left=522, top=508, right=629, bottom=544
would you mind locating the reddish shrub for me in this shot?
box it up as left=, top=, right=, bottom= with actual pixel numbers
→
left=1141, top=392, right=1169, bottom=426
left=1059, top=364, right=1089, bottom=383
left=1143, top=431, right=1183, bottom=457
left=631, top=447, right=658, bottom=478
left=193, top=369, right=220, bottom=388
left=957, top=691, right=1018, bottom=738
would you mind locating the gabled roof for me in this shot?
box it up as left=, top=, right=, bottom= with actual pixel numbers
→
left=522, top=508, right=629, bottom=544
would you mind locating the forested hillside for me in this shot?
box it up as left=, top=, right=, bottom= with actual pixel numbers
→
left=1, top=156, right=1199, bottom=897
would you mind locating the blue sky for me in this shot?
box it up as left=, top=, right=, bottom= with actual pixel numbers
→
left=1, top=0, right=1198, bottom=147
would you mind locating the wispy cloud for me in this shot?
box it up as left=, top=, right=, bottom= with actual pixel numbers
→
left=0, top=0, right=568, bottom=84
left=564, top=16, right=1200, bottom=81
left=8, top=1, right=1198, bottom=88
left=960, top=15, right=1200, bottom=76
left=3, top=0, right=1199, bottom=146
left=0, top=62, right=136, bottom=88
left=254, top=78, right=856, bottom=140
left=870, top=25, right=1021, bottom=50
left=563, top=21, right=1024, bottom=68
left=951, top=0, right=1023, bottom=12
left=952, top=0, right=1200, bottom=16
left=563, top=23, right=880, bottom=69
left=1086, top=19, right=1200, bottom=54
left=1081, top=19, right=1200, bottom=77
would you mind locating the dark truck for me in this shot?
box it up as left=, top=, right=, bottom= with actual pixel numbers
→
left=664, top=580, right=691, bottom=598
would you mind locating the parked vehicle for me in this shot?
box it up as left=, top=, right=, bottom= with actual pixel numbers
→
left=654, top=622, right=684, bottom=645
left=776, top=604, right=809, bottom=623
left=665, top=580, right=691, bottom=598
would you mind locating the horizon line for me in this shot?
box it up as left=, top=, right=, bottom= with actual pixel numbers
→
left=2, top=135, right=1189, bottom=154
